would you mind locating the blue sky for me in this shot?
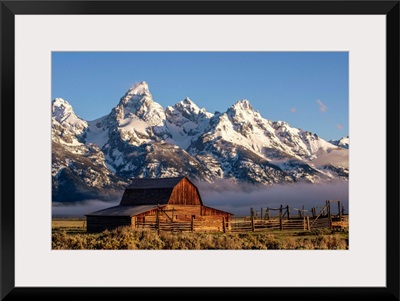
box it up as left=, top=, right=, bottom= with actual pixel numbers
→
left=52, top=52, right=348, bottom=141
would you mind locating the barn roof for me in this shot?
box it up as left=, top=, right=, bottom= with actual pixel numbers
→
left=85, top=205, right=160, bottom=217
left=120, top=176, right=196, bottom=206
left=126, top=177, right=185, bottom=189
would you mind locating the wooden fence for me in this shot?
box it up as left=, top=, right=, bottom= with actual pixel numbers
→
left=134, top=200, right=348, bottom=234
left=136, top=221, right=193, bottom=232
left=231, top=200, right=348, bottom=232
left=135, top=217, right=229, bottom=234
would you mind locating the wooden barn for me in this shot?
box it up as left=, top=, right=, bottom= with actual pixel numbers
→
left=86, top=176, right=233, bottom=233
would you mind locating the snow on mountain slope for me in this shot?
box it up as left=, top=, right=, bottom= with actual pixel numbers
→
left=310, top=148, right=349, bottom=168
left=52, top=81, right=349, bottom=202
left=52, top=141, right=127, bottom=202
left=189, top=99, right=337, bottom=162
left=118, top=81, right=165, bottom=127
left=329, top=136, right=349, bottom=149
left=187, top=99, right=346, bottom=183
left=85, top=115, right=110, bottom=149
left=52, top=98, right=88, bottom=131
left=51, top=98, right=88, bottom=146
left=86, top=81, right=168, bottom=148
left=272, top=120, right=335, bottom=159
left=165, top=97, right=213, bottom=149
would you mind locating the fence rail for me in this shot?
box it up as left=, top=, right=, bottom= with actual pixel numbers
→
left=134, top=201, right=348, bottom=234
left=231, top=217, right=313, bottom=232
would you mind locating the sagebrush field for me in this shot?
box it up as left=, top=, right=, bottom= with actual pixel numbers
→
left=52, top=218, right=348, bottom=250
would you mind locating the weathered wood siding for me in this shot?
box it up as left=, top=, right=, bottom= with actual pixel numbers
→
left=168, top=178, right=202, bottom=205
left=135, top=205, right=232, bottom=232
left=166, top=205, right=201, bottom=221
left=201, top=206, right=231, bottom=216
left=195, top=215, right=232, bottom=232
left=86, top=216, right=132, bottom=233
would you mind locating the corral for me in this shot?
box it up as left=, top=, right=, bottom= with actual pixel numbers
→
left=86, top=176, right=348, bottom=234
left=231, top=200, right=348, bottom=232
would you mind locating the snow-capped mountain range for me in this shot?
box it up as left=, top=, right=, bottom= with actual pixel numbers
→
left=52, top=81, right=349, bottom=202
left=329, top=136, right=349, bottom=149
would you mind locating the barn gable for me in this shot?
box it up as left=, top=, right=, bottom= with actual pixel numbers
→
left=119, top=176, right=203, bottom=206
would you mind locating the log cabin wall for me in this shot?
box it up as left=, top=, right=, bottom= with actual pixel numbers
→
left=168, top=178, right=202, bottom=205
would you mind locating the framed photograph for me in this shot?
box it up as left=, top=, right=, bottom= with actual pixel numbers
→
left=2, top=0, right=399, bottom=300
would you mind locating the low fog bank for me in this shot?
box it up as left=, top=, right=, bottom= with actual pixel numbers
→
left=196, top=180, right=349, bottom=216
left=52, top=180, right=348, bottom=218
left=52, top=199, right=119, bottom=217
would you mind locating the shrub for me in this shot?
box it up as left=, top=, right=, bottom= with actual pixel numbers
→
left=52, top=227, right=348, bottom=250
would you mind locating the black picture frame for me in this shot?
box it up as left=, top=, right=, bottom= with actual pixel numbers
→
left=1, top=1, right=399, bottom=300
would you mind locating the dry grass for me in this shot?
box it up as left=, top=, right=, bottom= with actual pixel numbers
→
left=52, top=219, right=349, bottom=250
left=52, top=218, right=87, bottom=234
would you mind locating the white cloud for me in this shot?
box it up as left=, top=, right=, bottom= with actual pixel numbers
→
left=316, top=99, right=327, bottom=112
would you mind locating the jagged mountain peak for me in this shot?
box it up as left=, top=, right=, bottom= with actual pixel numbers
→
left=52, top=97, right=87, bottom=127
left=182, top=97, right=194, bottom=104
left=227, top=99, right=259, bottom=117
left=51, top=98, right=88, bottom=146
left=231, top=99, right=253, bottom=111
left=52, top=97, right=70, bottom=106
left=330, top=136, right=349, bottom=149
left=167, top=97, right=212, bottom=121
left=127, top=81, right=150, bottom=96
left=118, top=81, right=153, bottom=108
left=52, top=97, right=73, bottom=117
left=176, top=97, right=199, bottom=110
left=115, top=81, right=165, bottom=126
left=225, top=99, right=262, bottom=124
left=173, top=97, right=203, bottom=116
left=164, top=97, right=213, bottom=149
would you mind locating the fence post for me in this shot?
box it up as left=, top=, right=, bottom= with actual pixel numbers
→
left=132, top=216, right=136, bottom=229
left=222, top=217, right=226, bottom=233
left=327, top=201, right=332, bottom=229
left=279, top=205, right=283, bottom=230
left=338, top=201, right=342, bottom=220
left=261, top=208, right=263, bottom=221
left=307, top=216, right=311, bottom=231
left=191, top=215, right=194, bottom=232
left=266, top=207, right=270, bottom=220
left=312, top=207, right=316, bottom=218
left=251, top=207, right=255, bottom=232
left=286, top=205, right=290, bottom=220
left=156, top=208, right=160, bottom=235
